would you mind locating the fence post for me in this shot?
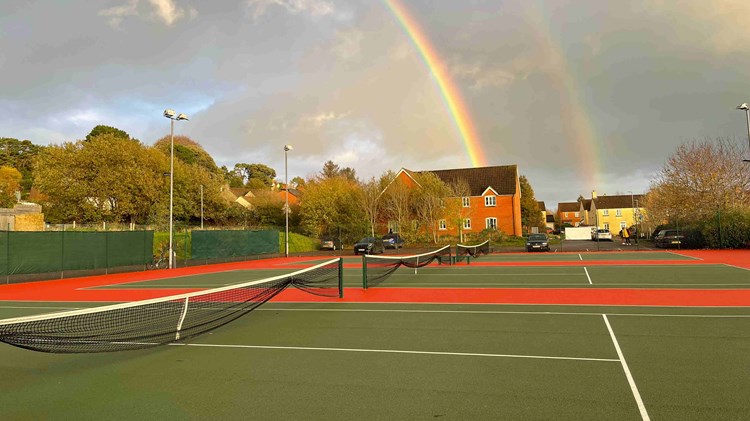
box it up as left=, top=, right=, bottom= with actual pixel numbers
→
left=5, top=224, right=9, bottom=284
left=60, top=226, right=65, bottom=279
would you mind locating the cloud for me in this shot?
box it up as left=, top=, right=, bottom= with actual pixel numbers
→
left=98, top=0, right=196, bottom=28
left=247, top=0, right=335, bottom=20
left=331, top=29, right=363, bottom=60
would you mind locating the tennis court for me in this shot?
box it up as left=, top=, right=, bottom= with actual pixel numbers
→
left=1, top=250, right=749, bottom=419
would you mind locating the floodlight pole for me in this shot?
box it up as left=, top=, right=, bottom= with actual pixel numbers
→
left=628, top=190, right=637, bottom=245
left=736, top=103, right=750, bottom=162
left=163, top=109, right=189, bottom=269
left=284, top=145, right=293, bottom=258
left=200, top=184, right=204, bottom=230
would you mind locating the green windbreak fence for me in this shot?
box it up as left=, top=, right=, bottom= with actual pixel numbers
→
left=191, top=230, right=279, bottom=260
left=0, top=231, right=153, bottom=276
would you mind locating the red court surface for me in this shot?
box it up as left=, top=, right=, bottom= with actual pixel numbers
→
left=0, top=250, right=748, bottom=307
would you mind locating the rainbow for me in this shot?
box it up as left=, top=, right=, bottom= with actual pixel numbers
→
left=384, top=0, right=488, bottom=167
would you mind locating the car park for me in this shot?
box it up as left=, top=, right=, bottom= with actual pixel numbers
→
left=526, top=233, right=550, bottom=252
left=653, top=229, right=682, bottom=248
left=382, top=233, right=405, bottom=249
left=320, top=237, right=342, bottom=251
left=353, top=237, right=385, bottom=255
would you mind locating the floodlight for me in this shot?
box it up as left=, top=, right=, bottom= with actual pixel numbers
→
left=176, top=113, right=189, bottom=121
left=284, top=145, right=293, bottom=151
left=163, top=109, right=176, bottom=118
left=737, top=103, right=749, bottom=111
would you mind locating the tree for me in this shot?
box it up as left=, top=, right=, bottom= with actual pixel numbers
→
left=291, top=176, right=306, bottom=189
left=320, top=160, right=356, bottom=181
left=0, top=138, right=40, bottom=197
left=412, top=172, right=451, bottom=243
left=153, top=135, right=220, bottom=174
left=358, top=176, right=382, bottom=237
left=380, top=173, right=414, bottom=241
left=221, top=165, right=245, bottom=188
left=0, top=166, right=22, bottom=208
left=519, top=175, right=545, bottom=233
left=299, top=176, right=366, bottom=242
left=446, top=177, right=471, bottom=243
left=231, top=163, right=276, bottom=188
left=646, top=138, right=750, bottom=223
left=34, top=134, right=167, bottom=223
left=85, top=125, right=132, bottom=142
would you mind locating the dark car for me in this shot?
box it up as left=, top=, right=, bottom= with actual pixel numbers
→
left=382, top=233, right=405, bottom=249
left=653, top=229, right=683, bottom=248
left=320, top=237, right=342, bottom=251
left=353, top=237, right=385, bottom=255
left=526, top=233, right=550, bottom=252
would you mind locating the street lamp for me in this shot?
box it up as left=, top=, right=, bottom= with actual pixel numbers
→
left=735, top=103, right=750, bottom=162
left=284, top=144, right=293, bottom=257
left=163, top=109, right=189, bottom=269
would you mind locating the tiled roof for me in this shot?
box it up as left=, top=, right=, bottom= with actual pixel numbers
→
left=418, top=165, right=518, bottom=196
left=581, top=199, right=592, bottom=211
left=537, top=201, right=546, bottom=210
left=229, top=188, right=251, bottom=198
left=557, top=202, right=579, bottom=213
left=594, top=194, right=643, bottom=210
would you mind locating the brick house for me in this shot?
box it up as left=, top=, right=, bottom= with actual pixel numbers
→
left=557, top=202, right=581, bottom=227
left=384, top=165, right=522, bottom=237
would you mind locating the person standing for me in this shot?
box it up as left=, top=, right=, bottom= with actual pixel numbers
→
left=622, top=227, right=631, bottom=245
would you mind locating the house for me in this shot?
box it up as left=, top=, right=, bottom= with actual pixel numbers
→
left=385, top=165, right=522, bottom=237
left=557, top=202, right=581, bottom=227
left=584, top=191, right=645, bottom=234
left=579, top=199, right=593, bottom=225
left=225, top=187, right=255, bottom=209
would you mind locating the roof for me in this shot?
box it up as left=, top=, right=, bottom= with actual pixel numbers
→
left=581, top=199, right=592, bottom=211
left=417, top=165, right=518, bottom=196
left=537, top=201, right=546, bottom=210
left=229, top=188, right=252, bottom=198
left=557, top=202, right=579, bottom=213
left=546, top=214, right=555, bottom=223
left=593, top=194, right=643, bottom=210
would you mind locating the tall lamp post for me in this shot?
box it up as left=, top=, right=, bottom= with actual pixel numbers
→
left=628, top=190, right=636, bottom=244
left=163, top=109, right=189, bottom=269
left=735, top=103, right=750, bottom=162
left=284, top=145, right=293, bottom=257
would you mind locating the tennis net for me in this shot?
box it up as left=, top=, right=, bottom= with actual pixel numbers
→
left=0, top=258, right=343, bottom=353
left=363, top=245, right=451, bottom=289
left=456, top=240, right=490, bottom=259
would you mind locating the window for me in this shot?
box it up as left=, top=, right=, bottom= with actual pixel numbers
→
left=564, top=212, right=569, bottom=217
left=484, top=196, right=496, bottom=207
left=574, top=212, right=579, bottom=217
left=463, top=218, right=471, bottom=230
left=616, top=209, right=622, bottom=217
left=462, top=197, right=470, bottom=207
left=438, top=219, right=447, bottom=230
left=620, top=222, right=626, bottom=231
left=604, top=223, right=610, bottom=230
left=603, top=209, right=609, bottom=216
left=486, top=217, right=497, bottom=229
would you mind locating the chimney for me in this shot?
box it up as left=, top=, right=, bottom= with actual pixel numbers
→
left=591, top=190, right=597, bottom=199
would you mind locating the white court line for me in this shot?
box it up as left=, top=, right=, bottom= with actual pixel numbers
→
left=579, top=254, right=583, bottom=260
left=666, top=251, right=702, bottom=261
left=584, top=267, right=592, bottom=284
left=260, top=307, right=750, bottom=318
left=602, top=314, right=650, bottom=421
left=723, top=263, right=750, bottom=272
left=169, top=342, right=618, bottom=363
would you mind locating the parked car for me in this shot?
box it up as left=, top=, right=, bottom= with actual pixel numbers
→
left=320, top=237, right=342, bottom=251
left=526, top=233, right=550, bottom=252
left=353, top=237, right=385, bottom=255
left=593, top=229, right=612, bottom=241
left=382, top=233, right=405, bottom=249
left=653, top=229, right=683, bottom=248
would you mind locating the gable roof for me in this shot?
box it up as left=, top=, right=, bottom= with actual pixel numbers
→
left=417, top=165, right=518, bottom=196
left=581, top=199, right=592, bottom=211
left=557, top=202, right=579, bottom=213
left=537, top=201, right=546, bottom=211
left=593, top=194, right=643, bottom=210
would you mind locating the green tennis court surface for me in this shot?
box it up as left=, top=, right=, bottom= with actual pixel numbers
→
left=1, top=301, right=748, bottom=419
left=476, top=251, right=699, bottom=262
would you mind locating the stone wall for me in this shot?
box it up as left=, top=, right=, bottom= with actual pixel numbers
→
left=0, top=203, right=45, bottom=231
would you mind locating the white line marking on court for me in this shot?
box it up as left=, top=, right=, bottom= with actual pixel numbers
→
left=259, top=308, right=750, bottom=318
left=169, top=342, right=619, bottom=362
left=579, top=254, right=583, bottom=260
left=666, top=251, right=702, bottom=260
left=584, top=267, right=592, bottom=284
left=722, top=263, right=750, bottom=272
left=602, top=314, right=650, bottom=421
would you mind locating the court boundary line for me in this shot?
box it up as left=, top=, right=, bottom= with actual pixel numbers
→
left=602, top=314, right=650, bottom=421
left=584, top=267, right=592, bottom=284
left=169, top=342, right=619, bottom=363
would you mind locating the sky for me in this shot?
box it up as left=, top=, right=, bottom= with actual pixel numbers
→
left=2, top=0, right=750, bottom=209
